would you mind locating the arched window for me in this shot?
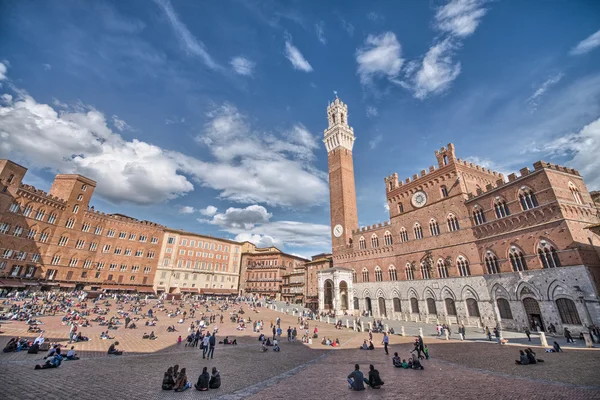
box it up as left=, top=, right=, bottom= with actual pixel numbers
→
left=494, top=197, right=510, bottom=218
left=399, top=228, right=408, bottom=243
left=457, top=256, right=471, bottom=277
left=473, top=205, right=486, bottom=225
left=359, top=237, right=366, bottom=250
left=485, top=251, right=500, bottom=274
left=371, top=234, right=379, bottom=248
left=445, top=298, right=457, bottom=315
left=393, top=297, right=401, bottom=312
left=73, top=205, right=79, bottom=214
left=352, top=269, right=357, bottom=283
left=509, top=246, right=527, bottom=271
left=8, top=202, right=20, bottom=213
left=555, top=298, right=582, bottom=325
left=353, top=297, right=359, bottom=309
left=429, top=219, right=440, bottom=236
left=427, top=298, right=437, bottom=315
left=398, top=202, right=404, bottom=213
left=440, top=185, right=448, bottom=198
left=388, top=265, right=397, bottom=281
left=496, top=298, right=513, bottom=319
left=519, top=187, right=539, bottom=210
left=420, top=261, right=431, bottom=279
left=58, top=235, right=69, bottom=246
left=384, top=231, right=393, bottom=246
left=362, top=268, right=369, bottom=282
left=374, top=266, right=383, bottom=282
left=538, top=241, right=560, bottom=269
left=437, top=259, right=448, bottom=278
left=410, top=298, right=420, bottom=314
left=414, top=223, right=423, bottom=240
left=569, top=182, right=583, bottom=205
left=466, top=298, right=480, bottom=317
left=405, top=263, right=414, bottom=280
left=447, top=213, right=460, bottom=232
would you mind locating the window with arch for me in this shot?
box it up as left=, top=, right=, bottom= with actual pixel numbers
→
left=440, top=185, right=448, bottom=198
left=398, top=203, right=404, bottom=213
left=359, top=237, right=366, bottom=250
left=374, top=266, right=383, bottom=282
left=58, top=236, right=69, bottom=246
left=414, top=223, right=423, bottom=240
left=445, top=298, right=457, bottom=315
left=388, top=265, right=398, bottom=281
left=352, top=269, right=357, bottom=283
left=410, top=298, right=420, bottom=313
left=35, top=209, right=46, bottom=221
left=473, top=205, right=486, bottom=225
left=353, top=297, right=359, bottom=309
left=457, top=256, right=471, bottom=277
left=519, top=187, right=539, bottom=210
left=362, top=268, right=369, bottom=282
left=437, top=259, right=448, bottom=278
left=393, top=297, right=401, bottom=312
left=447, top=213, right=460, bottom=232
left=8, top=202, right=20, bottom=213
left=420, top=261, right=431, bottom=279
left=494, top=198, right=510, bottom=218
left=538, top=242, right=560, bottom=269
left=496, top=298, right=513, bottom=319
left=509, top=247, right=527, bottom=271
left=73, top=205, right=79, bottom=214
left=47, top=213, right=57, bottom=224
left=399, top=228, right=408, bottom=243
left=569, top=182, right=583, bottom=205
left=466, top=298, right=480, bottom=317
left=485, top=252, right=500, bottom=274
left=429, top=219, right=440, bottom=236
left=555, top=298, right=582, bottom=325
left=405, top=263, right=414, bottom=280
left=384, top=231, right=393, bottom=246
left=371, top=234, right=379, bottom=248
left=65, top=218, right=75, bottom=229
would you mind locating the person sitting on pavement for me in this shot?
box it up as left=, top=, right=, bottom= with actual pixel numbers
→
left=107, top=341, right=123, bottom=355
left=66, top=346, right=79, bottom=360
left=258, top=333, right=265, bottom=342
left=174, top=367, right=191, bottom=392
left=261, top=342, right=268, bottom=352
left=401, top=359, right=409, bottom=368
left=34, top=354, right=62, bottom=370
left=194, top=367, right=210, bottom=391
left=265, top=338, right=273, bottom=346
left=209, top=367, right=221, bottom=389
left=347, top=364, right=365, bottom=391
left=220, top=336, right=237, bottom=345
left=526, top=348, right=544, bottom=363
left=411, top=353, right=424, bottom=370
left=364, top=364, right=384, bottom=389
left=359, top=340, right=368, bottom=350
left=553, top=341, right=562, bottom=352
left=273, top=338, right=281, bottom=352
left=162, top=367, right=175, bottom=390
left=515, top=349, right=529, bottom=365
left=368, top=340, right=375, bottom=350
left=392, top=352, right=402, bottom=367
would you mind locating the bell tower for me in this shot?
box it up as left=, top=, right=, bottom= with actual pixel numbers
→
left=324, top=96, right=359, bottom=252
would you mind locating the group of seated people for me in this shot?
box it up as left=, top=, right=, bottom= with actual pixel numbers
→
left=218, top=336, right=237, bottom=345
left=167, top=325, right=177, bottom=332
left=347, top=364, right=385, bottom=390
left=100, top=331, right=114, bottom=340
left=392, top=353, right=424, bottom=370
left=161, top=364, right=221, bottom=392
left=74, top=332, right=90, bottom=342
left=260, top=336, right=280, bottom=352
left=359, top=339, right=375, bottom=350
left=515, top=348, right=545, bottom=365
left=142, top=331, right=157, bottom=340
left=321, top=337, right=340, bottom=347
left=3, top=337, right=29, bottom=352
left=545, top=341, right=563, bottom=353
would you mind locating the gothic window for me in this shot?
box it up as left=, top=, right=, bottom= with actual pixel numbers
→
left=519, top=187, right=539, bottom=210
left=447, top=213, right=460, bottom=232
left=393, top=297, right=401, bottom=312
left=497, top=298, right=513, bottom=319
left=466, top=299, right=480, bottom=317
left=555, top=298, right=582, bottom=325
left=485, top=251, right=500, bottom=274
left=457, top=256, right=471, bottom=277
left=359, top=237, right=366, bottom=250
left=437, top=259, right=448, bottom=278
left=440, top=185, right=448, bottom=198
left=405, top=263, right=414, bottom=280
left=443, top=155, right=449, bottom=165
left=362, top=267, right=369, bottom=282
left=8, top=202, right=20, bottom=213
left=410, top=298, right=420, bottom=314
left=494, top=198, right=510, bottom=218
left=427, top=298, right=437, bottom=315
left=352, top=269, right=357, bottom=282
left=420, top=261, right=431, bottom=279
left=388, top=265, right=397, bottom=281
left=538, top=241, right=560, bottom=268
left=569, top=182, right=583, bottom=205
left=509, top=246, right=527, bottom=271
left=445, top=298, right=457, bottom=316
left=429, top=219, right=440, bottom=236
left=384, top=231, right=393, bottom=246
left=399, top=228, right=408, bottom=243
left=473, top=205, right=486, bottom=225
left=58, top=236, right=69, bottom=246
left=398, top=203, right=404, bottom=213
left=375, top=266, right=383, bottom=282
left=414, top=223, right=423, bottom=240
left=371, top=234, right=379, bottom=248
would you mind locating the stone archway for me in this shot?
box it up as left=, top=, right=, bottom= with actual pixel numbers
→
left=523, top=297, right=545, bottom=331
left=365, top=297, right=373, bottom=314
left=378, top=297, right=387, bottom=318
left=324, top=280, right=334, bottom=310
left=339, top=280, right=349, bottom=310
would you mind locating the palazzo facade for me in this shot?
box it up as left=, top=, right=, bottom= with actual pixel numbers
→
left=320, top=97, right=600, bottom=333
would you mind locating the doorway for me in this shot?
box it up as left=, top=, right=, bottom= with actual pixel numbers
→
left=523, top=298, right=544, bottom=331
left=365, top=297, right=372, bottom=314
left=378, top=297, right=387, bottom=318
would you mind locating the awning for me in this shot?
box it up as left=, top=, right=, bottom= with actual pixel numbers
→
left=0, top=279, right=26, bottom=288
left=200, top=288, right=236, bottom=295
left=137, top=287, right=155, bottom=293
left=23, top=281, right=40, bottom=286
left=42, top=282, right=59, bottom=287
left=179, top=288, right=198, bottom=293
left=60, top=283, right=76, bottom=288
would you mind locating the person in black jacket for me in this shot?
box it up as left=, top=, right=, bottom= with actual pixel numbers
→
left=194, top=367, right=210, bottom=391
left=162, top=367, right=175, bottom=390
left=208, top=334, right=216, bottom=359
left=363, top=364, right=384, bottom=389
left=209, top=367, right=221, bottom=389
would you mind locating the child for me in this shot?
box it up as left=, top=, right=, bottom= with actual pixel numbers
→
left=392, top=352, right=402, bottom=367
left=424, top=344, right=429, bottom=359
left=401, top=359, right=408, bottom=369
left=177, top=335, right=182, bottom=344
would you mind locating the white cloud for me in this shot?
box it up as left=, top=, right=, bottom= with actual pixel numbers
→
left=234, top=232, right=281, bottom=248
left=528, top=72, right=564, bottom=110
left=0, top=62, right=7, bottom=80
left=179, top=206, right=195, bottom=214
left=154, top=0, right=219, bottom=69
left=366, top=106, right=379, bottom=118
left=42, top=64, right=52, bottom=71
left=356, top=32, right=404, bottom=85
left=284, top=40, right=313, bottom=72
left=199, top=205, right=218, bottom=216
left=165, top=117, right=185, bottom=124
left=367, top=12, right=385, bottom=24
left=339, top=17, right=354, bottom=36
left=112, top=115, right=133, bottom=131
left=383, top=202, right=390, bottom=212
left=409, top=38, right=461, bottom=99
left=315, top=22, right=326, bottom=45
left=230, top=56, right=255, bottom=76
left=434, top=0, right=488, bottom=38
left=570, top=29, right=600, bottom=55
left=369, top=134, right=383, bottom=150
left=201, top=205, right=271, bottom=229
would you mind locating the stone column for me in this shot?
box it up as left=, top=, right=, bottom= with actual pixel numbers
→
left=353, top=320, right=357, bottom=331
left=582, top=332, right=594, bottom=348
left=401, top=326, right=405, bottom=336
left=333, top=279, right=341, bottom=316
left=419, top=327, right=423, bottom=337
left=539, top=331, right=548, bottom=347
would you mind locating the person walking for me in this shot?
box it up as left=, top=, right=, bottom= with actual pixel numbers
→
left=564, top=327, right=575, bottom=344
left=207, top=333, right=216, bottom=359
left=524, top=327, right=531, bottom=342
left=382, top=332, right=389, bottom=355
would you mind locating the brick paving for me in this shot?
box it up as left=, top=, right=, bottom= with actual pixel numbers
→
left=0, top=300, right=599, bottom=400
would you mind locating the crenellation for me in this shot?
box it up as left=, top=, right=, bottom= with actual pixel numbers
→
left=508, top=173, right=517, bottom=182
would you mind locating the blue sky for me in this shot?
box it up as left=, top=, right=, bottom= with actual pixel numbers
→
left=1, top=0, right=600, bottom=258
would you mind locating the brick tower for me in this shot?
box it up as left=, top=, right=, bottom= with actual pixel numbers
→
left=324, top=96, right=358, bottom=252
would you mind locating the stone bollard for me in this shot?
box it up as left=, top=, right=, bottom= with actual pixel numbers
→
left=384, top=324, right=389, bottom=333
left=419, top=327, right=423, bottom=337
left=353, top=320, right=357, bottom=331
left=327, top=316, right=330, bottom=324
left=360, top=320, right=365, bottom=332
left=368, top=321, right=373, bottom=331
left=401, top=326, right=405, bottom=336
left=582, top=332, right=593, bottom=348
left=346, top=320, right=350, bottom=329
left=539, top=331, right=548, bottom=348
left=445, top=330, right=449, bottom=340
